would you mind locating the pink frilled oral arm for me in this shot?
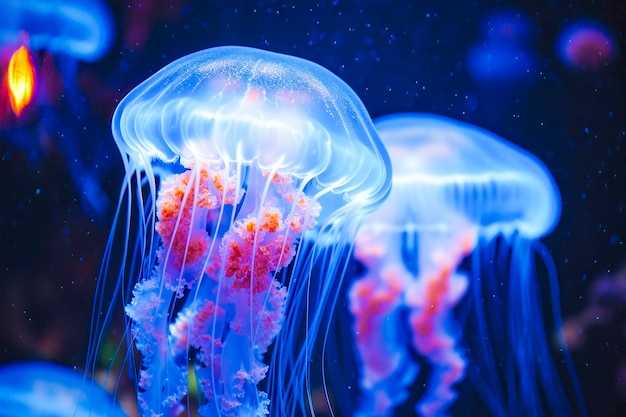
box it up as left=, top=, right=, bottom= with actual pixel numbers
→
left=126, top=162, right=320, bottom=416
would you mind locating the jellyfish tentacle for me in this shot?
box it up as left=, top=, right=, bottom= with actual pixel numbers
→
left=349, top=264, right=418, bottom=417
left=346, top=112, right=583, bottom=417
left=405, top=231, right=475, bottom=417
left=127, top=161, right=224, bottom=415
left=125, top=276, right=188, bottom=414
left=127, top=160, right=321, bottom=416
left=349, top=230, right=419, bottom=417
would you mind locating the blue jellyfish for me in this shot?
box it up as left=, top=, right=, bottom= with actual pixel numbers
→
left=88, top=46, right=390, bottom=417
left=0, top=0, right=114, bottom=218
left=466, top=11, right=537, bottom=83
left=347, top=113, right=585, bottom=417
left=0, top=361, right=128, bottom=417
left=0, top=0, right=113, bottom=115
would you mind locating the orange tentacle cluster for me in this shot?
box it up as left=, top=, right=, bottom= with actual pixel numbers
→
left=223, top=173, right=320, bottom=295
left=224, top=208, right=296, bottom=294
left=155, top=161, right=241, bottom=277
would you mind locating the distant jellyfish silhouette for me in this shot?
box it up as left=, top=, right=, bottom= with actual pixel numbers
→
left=0, top=0, right=114, bottom=218
left=466, top=11, right=536, bottom=83
left=0, top=0, right=113, bottom=116
left=88, top=46, right=390, bottom=417
left=557, top=20, right=617, bottom=71
left=0, top=361, right=128, bottom=417
left=348, top=113, right=585, bottom=417
left=0, top=0, right=113, bottom=63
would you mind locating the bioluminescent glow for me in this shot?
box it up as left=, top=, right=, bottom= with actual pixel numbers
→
left=0, top=0, right=114, bottom=219
left=347, top=113, right=585, bottom=417
left=88, top=46, right=391, bottom=417
left=0, top=0, right=113, bottom=62
left=557, top=20, right=617, bottom=71
left=5, top=45, right=35, bottom=116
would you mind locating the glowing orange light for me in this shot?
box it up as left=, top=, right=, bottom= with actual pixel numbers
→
left=7, top=45, right=35, bottom=116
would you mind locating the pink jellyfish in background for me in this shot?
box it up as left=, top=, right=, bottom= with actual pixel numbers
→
left=557, top=20, right=617, bottom=71
left=466, top=10, right=537, bottom=83
left=88, top=46, right=391, bottom=417
left=349, top=113, right=585, bottom=417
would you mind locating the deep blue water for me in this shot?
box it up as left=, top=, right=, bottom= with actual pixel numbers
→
left=0, top=1, right=624, bottom=416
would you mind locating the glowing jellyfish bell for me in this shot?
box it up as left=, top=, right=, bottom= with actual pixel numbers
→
left=92, top=46, right=390, bottom=417
left=349, top=113, right=583, bottom=417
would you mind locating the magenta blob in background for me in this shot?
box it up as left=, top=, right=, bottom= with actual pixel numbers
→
left=558, top=21, right=617, bottom=71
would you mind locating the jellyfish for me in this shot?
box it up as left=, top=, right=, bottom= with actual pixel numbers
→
left=556, top=20, right=617, bottom=71
left=466, top=11, right=537, bottom=83
left=0, top=361, right=128, bottom=417
left=0, top=0, right=113, bottom=116
left=0, top=0, right=114, bottom=218
left=348, top=113, right=586, bottom=417
left=87, top=46, right=390, bottom=417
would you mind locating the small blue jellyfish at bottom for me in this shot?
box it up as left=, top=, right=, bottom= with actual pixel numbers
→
left=0, top=361, right=127, bottom=417
left=347, top=113, right=586, bottom=417
left=88, top=46, right=390, bottom=417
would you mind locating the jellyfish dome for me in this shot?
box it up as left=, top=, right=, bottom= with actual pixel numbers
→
left=347, top=113, right=584, bottom=417
left=112, top=46, right=389, bottom=218
left=92, top=46, right=390, bottom=417
left=371, top=112, right=560, bottom=239
left=0, top=0, right=113, bottom=62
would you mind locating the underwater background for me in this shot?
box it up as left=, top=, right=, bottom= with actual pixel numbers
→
left=0, top=0, right=624, bottom=416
